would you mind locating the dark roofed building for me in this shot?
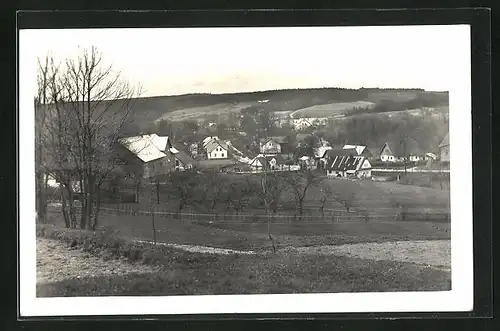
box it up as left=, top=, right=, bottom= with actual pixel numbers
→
left=326, top=153, right=372, bottom=179
left=376, top=138, right=423, bottom=162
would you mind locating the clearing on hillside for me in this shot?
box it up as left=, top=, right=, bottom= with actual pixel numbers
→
left=290, top=101, right=376, bottom=118
left=155, top=102, right=256, bottom=122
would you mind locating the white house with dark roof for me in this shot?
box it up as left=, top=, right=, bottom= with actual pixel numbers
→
left=325, top=148, right=372, bottom=178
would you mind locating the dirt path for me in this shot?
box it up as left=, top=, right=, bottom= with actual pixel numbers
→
left=36, top=238, right=160, bottom=284
left=135, top=239, right=450, bottom=271
left=133, top=239, right=257, bottom=255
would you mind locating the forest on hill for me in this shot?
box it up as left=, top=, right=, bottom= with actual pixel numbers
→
left=107, top=87, right=448, bottom=130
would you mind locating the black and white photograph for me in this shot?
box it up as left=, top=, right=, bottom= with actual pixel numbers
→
left=19, top=22, right=474, bottom=316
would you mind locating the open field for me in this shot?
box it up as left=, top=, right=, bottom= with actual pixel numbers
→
left=46, top=176, right=451, bottom=252
left=36, top=233, right=451, bottom=297
left=154, top=102, right=255, bottom=123
left=108, top=174, right=450, bottom=214
left=365, top=91, right=421, bottom=103
left=46, top=207, right=450, bottom=252
left=289, top=101, right=376, bottom=118
left=39, top=172, right=451, bottom=296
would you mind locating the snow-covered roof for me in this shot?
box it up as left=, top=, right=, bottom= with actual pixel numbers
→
left=203, top=136, right=221, bottom=148
left=119, top=135, right=168, bottom=163
left=343, top=145, right=366, bottom=155
left=205, top=139, right=229, bottom=153
left=315, top=146, right=332, bottom=158
left=149, top=134, right=169, bottom=152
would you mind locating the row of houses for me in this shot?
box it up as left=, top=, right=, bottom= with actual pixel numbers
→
left=115, top=131, right=450, bottom=181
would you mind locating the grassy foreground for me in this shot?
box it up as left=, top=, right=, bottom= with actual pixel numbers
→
left=36, top=224, right=451, bottom=297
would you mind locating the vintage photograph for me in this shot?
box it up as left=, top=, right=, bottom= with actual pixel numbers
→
left=19, top=24, right=473, bottom=315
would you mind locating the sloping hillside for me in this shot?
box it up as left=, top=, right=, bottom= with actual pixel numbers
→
left=61, top=88, right=448, bottom=131
left=290, top=101, right=376, bottom=119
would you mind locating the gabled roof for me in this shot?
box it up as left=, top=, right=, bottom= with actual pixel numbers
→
left=174, top=150, right=194, bottom=165
left=378, top=139, right=422, bottom=157
left=202, top=136, right=223, bottom=148
left=205, top=139, right=229, bottom=153
left=149, top=134, right=170, bottom=152
left=295, top=146, right=316, bottom=158
left=119, top=134, right=169, bottom=163
left=326, top=148, right=359, bottom=159
left=171, top=145, right=195, bottom=165
left=327, top=154, right=366, bottom=171
left=250, top=154, right=285, bottom=168
left=439, top=133, right=449, bottom=147
left=343, top=144, right=368, bottom=156
left=315, top=146, right=333, bottom=158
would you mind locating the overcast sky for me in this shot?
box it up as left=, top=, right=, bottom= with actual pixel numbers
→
left=21, top=25, right=470, bottom=97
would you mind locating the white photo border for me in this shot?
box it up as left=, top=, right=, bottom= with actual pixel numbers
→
left=18, top=24, right=473, bottom=317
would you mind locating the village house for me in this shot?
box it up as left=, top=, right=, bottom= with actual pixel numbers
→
left=439, top=133, right=450, bottom=163
left=309, top=117, right=329, bottom=127
left=298, top=155, right=317, bottom=170
left=259, top=136, right=286, bottom=154
left=118, top=134, right=176, bottom=179
left=375, top=140, right=423, bottom=163
left=249, top=154, right=286, bottom=172
left=203, top=136, right=229, bottom=160
left=292, top=118, right=313, bottom=131
left=170, top=146, right=195, bottom=171
left=325, top=148, right=372, bottom=179
left=342, top=144, right=373, bottom=158
left=315, top=145, right=333, bottom=169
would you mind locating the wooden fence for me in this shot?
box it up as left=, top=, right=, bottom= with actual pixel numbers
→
left=47, top=203, right=450, bottom=224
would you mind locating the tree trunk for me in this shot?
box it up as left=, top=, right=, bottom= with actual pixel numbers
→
left=155, top=180, right=160, bottom=204
left=151, top=208, right=157, bottom=245
left=35, top=171, right=44, bottom=223
left=79, top=176, right=88, bottom=229
left=267, top=212, right=276, bottom=254
left=91, top=188, right=102, bottom=231
left=60, top=185, right=70, bottom=228
left=64, top=183, right=78, bottom=228
left=298, top=199, right=304, bottom=221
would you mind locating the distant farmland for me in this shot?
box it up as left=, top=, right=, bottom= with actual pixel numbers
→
left=154, top=102, right=256, bottom=123
left=290, top=101, right=376, bottom=119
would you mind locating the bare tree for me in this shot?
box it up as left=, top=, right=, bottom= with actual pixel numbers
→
left=318, top=184, right=335, bottom=218
left=199, top=170, right=227, bottom=213
left=166, top=170, right=199, bottom=217
left=282, top=170, right=325, bottom=220
left=249, top=172, right=285, bottom=254
left=40, top=47, right=142, bottom=229
left=35, top=56, right=54, bottom=223
left=333, top=191, right=356, bottom=215
left=226, top=178, right=253, bottom=214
